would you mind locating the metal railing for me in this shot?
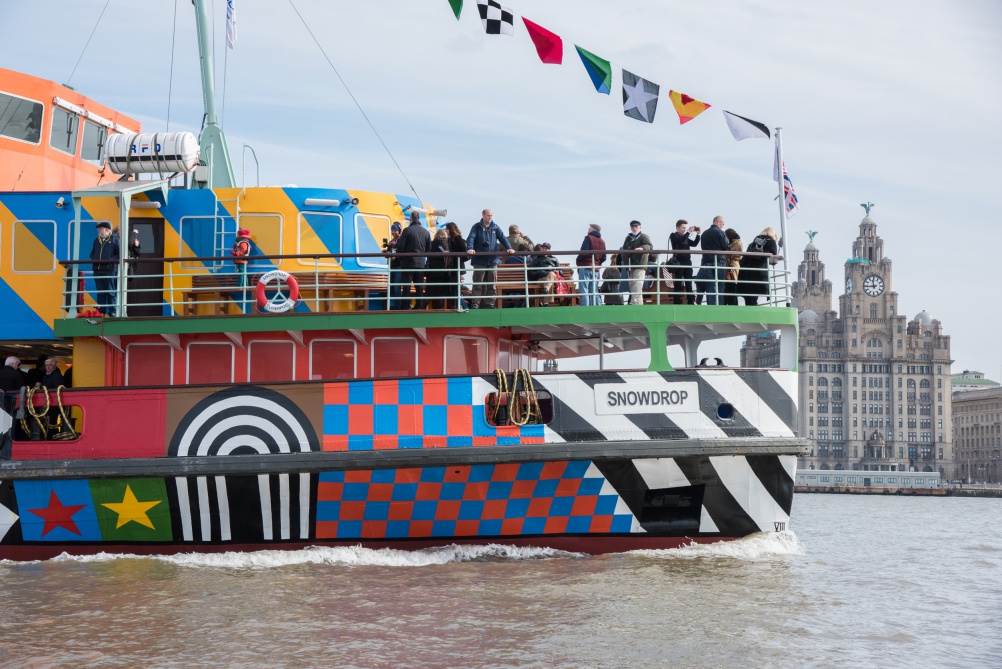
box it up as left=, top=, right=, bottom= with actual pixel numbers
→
left=60, top=247, right=790, bottom=318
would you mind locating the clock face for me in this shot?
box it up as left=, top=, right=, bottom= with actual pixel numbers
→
left=863, top=274, right=884, bottom=297
left=846, top=277, right=853, bottom=293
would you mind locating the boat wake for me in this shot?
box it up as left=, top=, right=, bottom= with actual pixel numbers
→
left=630, top=531, right=804, bottom=560
left=49, top=543, right=581, bottom=569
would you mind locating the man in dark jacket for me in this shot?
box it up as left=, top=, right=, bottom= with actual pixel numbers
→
left=695, top=216, right=729, bottom=305
left=396, top=211, right=431, bottom=309
left=528, top=243, right=561, bottom=306
left=668, top=219, right=700, bottom=304
left=89, top=221, right=120, bottom=316
left=0, top=356, right=26, bottom=393
left=575, top=224, right=606, bottom=306
left=621, top=220, right=654, bottom=306
left=466, top=209, right=514, bottom=309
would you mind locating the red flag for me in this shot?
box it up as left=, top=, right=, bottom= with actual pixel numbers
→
left=522, top=17, right=562, bottom=64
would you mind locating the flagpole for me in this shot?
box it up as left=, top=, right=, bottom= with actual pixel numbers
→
left=775, top=127, right=790, bottom=306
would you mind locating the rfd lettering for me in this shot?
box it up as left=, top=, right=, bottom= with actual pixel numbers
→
left=607, top=389, right=688, bottom=408
left=131, top=143, right=161, bottom=154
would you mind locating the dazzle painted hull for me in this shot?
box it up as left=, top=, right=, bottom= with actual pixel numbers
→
left=0, top=370, right=802, bottom=561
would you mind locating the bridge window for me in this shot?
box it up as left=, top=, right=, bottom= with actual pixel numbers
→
left=126, top=343, right=173, bottom=386
left=13, top=221, right=57, bottom=273
left=239, top=213, right=284, bottom=269
left=81, top=120, right=107, bottom=164
left=0, top=91, right=42, bottom=143
left=444, top=336, right=489, bottom=375
left=372, top=337, right=417, bottom=378
left=310, top=338, right=356, bottom=380
left=49, top=106, right=78, bottom=156
left=355, top=213, right=391, bottom=269
left=297, top=212, right=343, bottom=268
left=187, top=342, right=234, bottom=384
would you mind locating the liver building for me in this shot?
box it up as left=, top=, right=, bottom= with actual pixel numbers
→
left=749, top=204, right=954, bottom=478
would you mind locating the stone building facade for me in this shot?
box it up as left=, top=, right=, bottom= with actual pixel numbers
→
left=745, top=206, right=954, bottom=478
left=951, top=387, right=1001, bottom=483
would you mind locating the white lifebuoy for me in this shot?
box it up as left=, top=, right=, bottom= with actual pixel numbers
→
left=256, top=270, right=300, bottom=313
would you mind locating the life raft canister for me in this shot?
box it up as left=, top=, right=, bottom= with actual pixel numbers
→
left=255, top=270, right=299, bottom=313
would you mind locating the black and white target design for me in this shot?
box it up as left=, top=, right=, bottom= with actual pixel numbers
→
left=169, top=387, right=319, bottom=544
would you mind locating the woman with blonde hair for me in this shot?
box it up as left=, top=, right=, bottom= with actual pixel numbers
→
left=736, top=227, right=779, bottom=306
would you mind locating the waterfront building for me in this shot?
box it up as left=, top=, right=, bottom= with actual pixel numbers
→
left=951, top=385, right=1002, bottom=483
left=743, top=205, right=955, bottom=479
left=951, top=370, right=1001, bottom=393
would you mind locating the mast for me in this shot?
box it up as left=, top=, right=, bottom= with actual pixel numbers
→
left=193, top=0, right=235, bottom=188
left=775, top=127, right=790, bottom=305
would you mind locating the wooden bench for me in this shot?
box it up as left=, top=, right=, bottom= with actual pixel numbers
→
left=493, top=263, right=578, bottom=308
left=181, top=271, right=390, bottom=315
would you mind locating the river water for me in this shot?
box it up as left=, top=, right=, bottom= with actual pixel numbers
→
left=1, top=494, right=999, bottom=668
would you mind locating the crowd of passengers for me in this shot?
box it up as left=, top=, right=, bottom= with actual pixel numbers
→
left=384, top=210, right=779, bottom=310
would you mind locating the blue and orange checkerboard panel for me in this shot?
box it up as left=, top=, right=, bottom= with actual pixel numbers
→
left=315, top=461, right=637, bottom=540
left=322, top=378, right=545, bottom=451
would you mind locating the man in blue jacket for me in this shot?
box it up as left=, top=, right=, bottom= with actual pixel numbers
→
left=466, top=209, right=514, bottom=309
left=695, top=215, right=729, bottom=305
left=89, top=221, right=120, bottom=316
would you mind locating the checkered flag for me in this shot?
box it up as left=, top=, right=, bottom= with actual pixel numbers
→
left=477, top=0, right=514, bottom=35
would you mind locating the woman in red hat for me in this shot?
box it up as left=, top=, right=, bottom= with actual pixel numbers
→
left=231, top=228, right=253, bottom=309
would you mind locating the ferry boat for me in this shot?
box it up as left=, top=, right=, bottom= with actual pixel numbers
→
left=0, top=2, right=805, bottom=561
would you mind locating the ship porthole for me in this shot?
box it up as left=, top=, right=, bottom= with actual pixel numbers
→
left=716, top=403, right=734, bottom=420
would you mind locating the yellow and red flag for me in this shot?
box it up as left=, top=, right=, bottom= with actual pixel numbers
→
left=668, top=90, right=711, bottom=125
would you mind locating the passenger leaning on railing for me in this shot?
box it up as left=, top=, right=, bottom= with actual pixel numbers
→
left=466, top=209, right=514, bottom=309
left=736, top=227, right=779, bottom=306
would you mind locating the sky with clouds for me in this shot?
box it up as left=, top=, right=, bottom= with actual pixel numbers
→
left=2, top=0, right=1000, bottom=375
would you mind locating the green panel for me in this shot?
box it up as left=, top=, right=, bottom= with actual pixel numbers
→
left=90, top=478, right=173, bottom=542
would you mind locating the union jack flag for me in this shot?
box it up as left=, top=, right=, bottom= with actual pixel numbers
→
left=773, top=148, right=799, bottom=217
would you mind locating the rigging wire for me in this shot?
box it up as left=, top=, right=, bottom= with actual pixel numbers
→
left=167, top=0, right=179, bottom=131
left=286, top=0, right=423, bottom=202
left=66, top=0, right=112, bottom=86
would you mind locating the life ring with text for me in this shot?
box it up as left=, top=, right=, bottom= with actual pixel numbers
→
left=255, top=270, right=300, bottom=313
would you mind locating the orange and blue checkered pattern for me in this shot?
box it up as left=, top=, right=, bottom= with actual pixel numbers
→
left=322, top=378, right=545, bottom=450
left=314, top=461, right=636, bottom=540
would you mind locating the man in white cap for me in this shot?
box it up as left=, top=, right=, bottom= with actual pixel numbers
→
left=89, top=221, right=120, bottom=316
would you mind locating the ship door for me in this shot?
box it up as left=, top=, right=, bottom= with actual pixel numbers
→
left=126, top=217, right=165, bottom=317
left=863, top=477, right=871, bottom=487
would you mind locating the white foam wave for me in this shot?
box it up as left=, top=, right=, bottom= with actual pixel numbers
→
left=630, top=531, right=804, bottom=560
left=49, top=543, right=580, bottom=569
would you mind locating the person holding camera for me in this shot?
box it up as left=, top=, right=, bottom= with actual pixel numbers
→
left=384, top=222, right=403, bottom=309
left=668, top=219, right=699, bottom=304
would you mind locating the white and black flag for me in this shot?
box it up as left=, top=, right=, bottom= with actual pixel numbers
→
left=477, top=0, right=514, bottom=35
left=722, top=110, right=770, bottom=141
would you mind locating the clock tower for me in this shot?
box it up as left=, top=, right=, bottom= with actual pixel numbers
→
left=840, top=203, right=901, bottom=325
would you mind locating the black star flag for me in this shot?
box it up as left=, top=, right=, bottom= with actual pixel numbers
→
left=477, top=0, right=514, bottom=35
left=622, top=70, right=660, bottom=123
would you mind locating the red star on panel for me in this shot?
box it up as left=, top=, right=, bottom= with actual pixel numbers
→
left=28, top=490, right=87, bottom=536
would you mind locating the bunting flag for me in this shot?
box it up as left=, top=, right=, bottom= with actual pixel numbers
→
left=447, top=0, right=463, bottom=20
left=722, top=110, right=770, bottom=140
left=522, top=17, right=562, bottom=64
left=668, top=90, right=710, bottom=124
left=774, top=148, right=800, bottom=217
left=575, top=46, right=612, bottom=94
left=622, top=70, right=660, bottom=123
left=225, top=0, right=237, bottom=49
left=477, top=0, right=514, bottom=35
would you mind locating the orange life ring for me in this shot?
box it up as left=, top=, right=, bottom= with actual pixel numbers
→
left=255, top=270, right=299, bottom=313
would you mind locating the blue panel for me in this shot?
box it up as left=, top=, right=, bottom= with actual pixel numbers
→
left=486, top=481, right=513, bottom=500
left=566, top=516, right=592, bottom=533
left=522, top=517, right=547, bottom=534
left=337, top=520, right=363, bottom=538
left=549, top=497, right=574, bottom=517
left=594, top=495, right=619, bottom=515
left=504, top=498, right=530, bottom=518
left=14, top=480, right=101, bottom=542
left=371, top=469, right=395, bottom=483
left=315, top=502, right=341, bottom=522
left=423, top=405, right=448, bottom=436
left=341, top=483, right=371, bottom=501
left=532, top=479, right=558, bottom=498
left=478, top=519, right=502, bottom=536
left=391, top=483, right=418, bottom=501
left=497, top=436, right=521, bottom=445
left=447, top=377, right=472, bottom=405
left=319, top=471, right=345, bottom=483
left=323, top=405, right=348, bottom=434
left=398, top=435, right=423, bottom=449
left=610, top=515, right=634, bottom=533
left=372, top=405, right=398, bottom=435
left=578, top=477, right=605, bottom=496
left=363, top=502, right=390, bottom=521
left=446, top=436, right=473, bottom=447
left=458, top=500, right=484, bottom=520
left=412, top=501, right=438, bottom=521
left=516, top=463, right=544, bottom=481
left=347, top=435, right=373, bottom=450
left=0, top=279, right=53, bottom=340
left=397, top=379, right=423, bottom=405
left=564, top=461, right=591, bottom=478
left=440, top=483, right=465, bottom=501
left=386, top=521, right=411, bottom=538
left=431, top=520, right=456, bottom=537
left=468, top=465, right=494, bottom=483
left=419, top=467, right=446, bottom=483
left=348, top=381, right=373, bottom=404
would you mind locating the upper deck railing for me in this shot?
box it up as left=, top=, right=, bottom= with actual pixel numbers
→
left=60, top=248, right=790, bottom=319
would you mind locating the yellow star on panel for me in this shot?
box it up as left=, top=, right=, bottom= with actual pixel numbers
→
left=102, top=485, right=162, bottom=529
